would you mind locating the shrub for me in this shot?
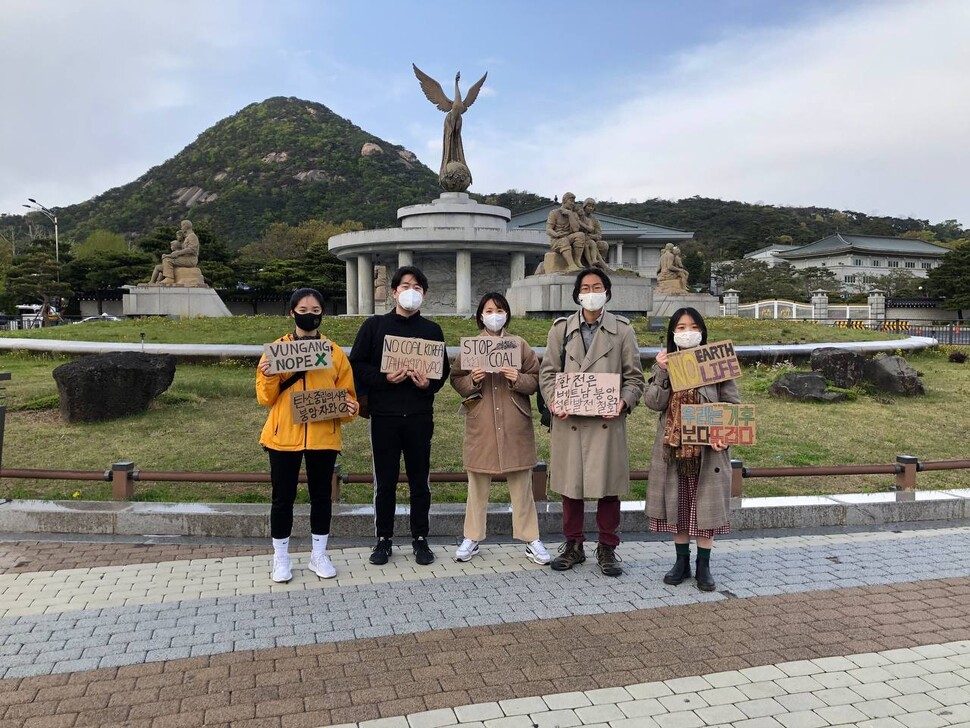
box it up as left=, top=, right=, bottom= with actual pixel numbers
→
left=950, top=350, right=968, bottom=364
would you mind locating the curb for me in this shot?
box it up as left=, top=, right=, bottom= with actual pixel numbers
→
left=2, top=491, right=969, bottom=539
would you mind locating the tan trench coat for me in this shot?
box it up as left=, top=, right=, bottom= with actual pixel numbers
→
left=450, top=332, right=539, bottom=475
left=643, top=363, right=741, bottom=530
left=538, top=311, right=645, bottom=500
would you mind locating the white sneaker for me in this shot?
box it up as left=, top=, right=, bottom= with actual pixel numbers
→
left=309, top=553, right=337, bottom=579
left=271, top=554, right=292, bottom=583
left=454, top=538, right=480, bottom=562
left=526, top=540, right=552, bottom=565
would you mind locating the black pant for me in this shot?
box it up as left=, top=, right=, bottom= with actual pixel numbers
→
left=268, top=448, right=338, bottom=539
left=370, top=414, right=433, bottom=539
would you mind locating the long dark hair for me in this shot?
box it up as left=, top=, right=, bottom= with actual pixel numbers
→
left=665, top=307, right=708, bottom=352
left=288, top=287, right=325, bottom=313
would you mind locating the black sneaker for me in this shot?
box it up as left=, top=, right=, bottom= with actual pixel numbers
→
left=550, top=540, right=586, bottom=571
left=595, top=543, right=623, bottom=577
left=413, top=537, right=435, bottom=566
left=369, top=538, right=392, bottom=565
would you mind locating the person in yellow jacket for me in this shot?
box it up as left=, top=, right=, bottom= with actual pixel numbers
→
left=257, top=288, right=358, bottom=583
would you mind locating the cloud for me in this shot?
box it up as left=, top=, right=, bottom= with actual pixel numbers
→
left=471, top=0, right=970, bottom=226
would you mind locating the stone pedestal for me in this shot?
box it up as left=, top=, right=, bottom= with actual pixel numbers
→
left=123, top=286, right=232, bottom=318
left=649, top=292, right=720, bottom=320
left=506, top=273, right=653, bottom=318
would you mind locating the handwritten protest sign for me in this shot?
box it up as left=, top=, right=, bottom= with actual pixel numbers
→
left=551, top=373, right=621, bottom=417
left=379, top=335, right=446, bottom=380
left=679, top=402, right=757, bottom=446
left=290, top=388, right=350, bottom=424
left=459, top=336, right=522, bottom=372
left=263, top=339, right=332, bottom=376
left=667, top=340, right=741, bottom=392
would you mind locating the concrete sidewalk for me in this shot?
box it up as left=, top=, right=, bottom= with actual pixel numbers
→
left=3, top=489, right=970, bottom=539
left=1, top=524, right=970, bottom=727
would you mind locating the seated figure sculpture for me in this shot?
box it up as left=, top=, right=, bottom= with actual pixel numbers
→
left=656, top=243, right=690, bottom=295
left=149, top=231, right=183, bottom=284
left=576, top=198, right=609, bottom=270
left=544, top=192, right=586, bottom=273
left=157, top=220, right=204, bottom=287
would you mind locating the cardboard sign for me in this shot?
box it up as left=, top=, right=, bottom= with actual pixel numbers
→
left=290, top=388, right=351, bottom=424
left=551, top=372, right=621, bottom=417
left=459, top=336, right=522, bottom=372
left=667, top=340, right=741, bottom=392
left=379, top=335, right=446, bottom=380
left=680, top=403, right=757, bottom=446
left=263, top=339, right=332, bottom=376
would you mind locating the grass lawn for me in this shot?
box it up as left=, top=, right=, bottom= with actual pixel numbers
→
left=1, top=316, right=964, bottom=504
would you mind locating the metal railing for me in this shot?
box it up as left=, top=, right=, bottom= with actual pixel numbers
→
left=2, top=455, right=969, bottom=503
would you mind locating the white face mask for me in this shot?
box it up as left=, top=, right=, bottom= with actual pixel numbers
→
left=673, top=330, right=703, bottom=349
left=397, top=289, right=423, bottom=311
left=482, top=313, right=507, bottom=332
left=578, top=292, right=607, bottom=312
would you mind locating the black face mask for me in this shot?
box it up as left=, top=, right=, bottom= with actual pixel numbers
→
left=293, top=312, right=322, bottom=332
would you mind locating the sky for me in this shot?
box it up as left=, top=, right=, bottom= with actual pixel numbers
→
left=1, top=0, right=968, bottom=229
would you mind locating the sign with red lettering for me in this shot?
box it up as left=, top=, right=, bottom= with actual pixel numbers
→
left=459, top=336, right=522, bottom=372
left=667, top=340, right=741, bottom=392
left=679, top=402, right=757, bottom=446
left=263, top=339, right=332, bottom=376
left=379, top=335, right=446, bottom=379
left=290, top=388, right=351, bottom=423
left=551, top=373, right=621, bottom=417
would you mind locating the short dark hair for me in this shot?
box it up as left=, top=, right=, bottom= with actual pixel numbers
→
left=665, top=307, right=708, bottom=352
left=390, top=265, right=429, bottom=292
left=571, top=268, right=612, bottom=305
left=288, top=287, right=325, bottom=313
left=474, top=292, right=512, bottom=330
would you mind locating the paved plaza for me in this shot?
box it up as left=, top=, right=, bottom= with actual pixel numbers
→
left=2, top=524, right=970, bottom=727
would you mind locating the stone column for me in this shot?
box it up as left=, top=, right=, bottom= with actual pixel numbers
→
left=398, top=250, right=413, bottom=269
left=357, top=254, right=374, bottom=315
left=614, top=242, right=624, bottom=269
left=723, top=289, right=740, bottom=317
left=811, top=289, right=829, bottom=322
left=345, top=257, right=359, bottom=315
left=868, top=289, right=886, bottom=322
left=456, top=250, right=472, bottom=315
left=637, top=246, right=645, bottom=273
left=510, top=252, right=526, bottom=283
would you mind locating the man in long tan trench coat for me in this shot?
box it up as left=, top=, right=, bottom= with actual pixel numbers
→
left=539, top=269, right=645, bottom=576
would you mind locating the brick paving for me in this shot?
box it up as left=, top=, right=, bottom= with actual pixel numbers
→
left=1, top=527, right=970, bottom=726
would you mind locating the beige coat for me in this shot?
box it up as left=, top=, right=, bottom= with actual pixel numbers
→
left=643, top=364, right=741, bottom=530
left=450, top=332, right=539, bottom=475
left=538, top=311, right=645, bottom=500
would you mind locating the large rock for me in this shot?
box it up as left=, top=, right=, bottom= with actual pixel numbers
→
left=810, top=347, right=866, bottom=388
left=768, top=372, right=846, bottom=403
left=863, top=355, right=925, bottom=396
left=53, top=353, right=176, bottom=422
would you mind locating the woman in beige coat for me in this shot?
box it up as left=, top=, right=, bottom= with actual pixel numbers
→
left=450, top=292, right=551, bottom=565
left=644, top=307, right=740, bottom=591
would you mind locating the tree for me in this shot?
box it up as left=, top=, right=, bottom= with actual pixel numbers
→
left=236, top=219, right=362, bottom=265
left=868, top=270, right=922, bottom=298
left=72, top=229, right=127, bottom=259
left=5, top=253, right=73, bottom=326
left=927, top=243, right=970, bottom=316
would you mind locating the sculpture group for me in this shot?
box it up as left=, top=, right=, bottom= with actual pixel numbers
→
left=655, top=243, right=690, bottom=294
left=542, top=193, right=609, bottom=274
left=147, top=220, right=205, bottom=287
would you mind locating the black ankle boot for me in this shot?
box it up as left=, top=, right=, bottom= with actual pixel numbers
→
left=695, top=558, right=715, bottom=591
left=663, top=554, right=692, bottom=585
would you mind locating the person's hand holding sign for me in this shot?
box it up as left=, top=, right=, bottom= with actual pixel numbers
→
left=344, top=398, right=360, bottom=416
left=499, top=367, right=518, bottom=385
left=655, top=349, right=669, bottom=370
left=710, top=434, right=728, bottom=452
left=470, top=368, right=486, bottom=384
left=386, top=368, right=409, bottom=384
left=602, top=399, right=627, bottom=421
left=409, top=369, right=430, bottom=389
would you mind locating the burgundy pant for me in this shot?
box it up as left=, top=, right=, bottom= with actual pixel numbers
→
left=561, top=495, right=620, bottom=547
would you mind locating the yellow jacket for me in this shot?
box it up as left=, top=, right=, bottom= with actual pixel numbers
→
left=257, top=333, right=357, bottom=451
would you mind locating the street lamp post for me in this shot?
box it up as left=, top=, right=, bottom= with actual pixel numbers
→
left=22, top=198, right=59, bottom=280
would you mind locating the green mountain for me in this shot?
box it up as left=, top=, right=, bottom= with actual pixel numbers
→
left=53, top=97, right=441, bottom=247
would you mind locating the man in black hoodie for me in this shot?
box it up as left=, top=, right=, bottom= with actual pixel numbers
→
left=349, top=266, right=450, bottom=566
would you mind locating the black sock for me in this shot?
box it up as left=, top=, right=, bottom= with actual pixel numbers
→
left=675, top=543, right=690, bottom=557
left=697, top=546, right=711, bottom=562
